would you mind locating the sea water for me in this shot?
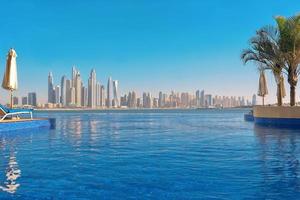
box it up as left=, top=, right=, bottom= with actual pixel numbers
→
left=0, top=109, right=300, bottom=199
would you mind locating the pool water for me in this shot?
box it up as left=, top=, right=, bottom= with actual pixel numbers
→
left=0, top=109, right=300, bottom=199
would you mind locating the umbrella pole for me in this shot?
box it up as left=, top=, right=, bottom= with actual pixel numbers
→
left=10, top=90, right=13, bottom=108
left=262, top=96, right=264, bottom=106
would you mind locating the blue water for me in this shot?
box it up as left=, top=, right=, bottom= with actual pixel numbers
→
left=0, top=109, right=300, bottom=199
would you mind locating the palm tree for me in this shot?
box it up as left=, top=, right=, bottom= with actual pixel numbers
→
left=275, top=15, right=300, bottom=106
left=241, top=26, right=286, bottom=106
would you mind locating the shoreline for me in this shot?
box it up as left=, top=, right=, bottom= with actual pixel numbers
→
left=34, top=106, right=252, bottom=112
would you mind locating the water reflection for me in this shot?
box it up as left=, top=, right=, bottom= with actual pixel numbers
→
left=0, top=151, right=21, bottom=194
left=0, top=131, right=36, bottom=195
left=254, top=125, right=300, bottom=196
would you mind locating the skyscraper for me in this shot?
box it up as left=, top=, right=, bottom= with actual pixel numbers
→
left=66, top=79, right=72, bottom=106
left=22, top=97, right=28, bottom=106
left=100, top=85, right=105, bottom=107
left=158, top=91, right=163, bottom=108
left=147, top=93, right=152, bottom=108
left=70, top=87, right=76, bottom=105
left=113, top=80, right=120, bottom=108
left=75, top=72, right=82, bottom=107
left=96, top=82, right=101, bottom=107
left=142, top=92, right=147, bottom=108
left=55, top=85, right=60, bottom=104
left=72, top=66, right=77, bottom=88
left=131, top=91, right=137, bottom=108
left=28, top=92, right=37, bottom=107
left=181, top=92, right=189, bottom=107
left=61, top=76, right=67, bottom=106
left=88, top=69, right=97, bottom=108
left=107, top=77, right=113, bottom=108
left=200, top=90, right=205, bottom=107
left=196, top=90, right=200, bottom=107
left=205, top=94, right=212, bottom=107
left=81, top=86, right=88, bottom=107
left=48, top=72, right=55, bottom=103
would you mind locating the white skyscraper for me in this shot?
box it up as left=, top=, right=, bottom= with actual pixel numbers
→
left=75, top=72, right=82, bottom=107
left=107, top=77, right=113, bottom=108
left=70, top=87, right=76, bottom=105
left=200, top=90, right=205, bottom=107
left=113, top=80, right=120, bottom=107
left=72, top=66, right=77, bottom=88
left=88, top=69, right=97, bottom=108
left=61, top=76, right=67, bottom=106
left=96, top=82, right=101, bottom=107
left=55, top=85, right=60, bottom=104
left=100, top=85, right=105, bottom=107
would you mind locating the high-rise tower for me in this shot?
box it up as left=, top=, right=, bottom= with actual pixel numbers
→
left=61, top=76, right=67, bottom=106
left=48, top=72, right=55, bottom=103
left=88, top=69, right=97, bottom=108
left=72, top=66, right=77, bottom=88
left=55, top=85, right=60, bottom=104
left=107, top=77, right=113, bottom=108
left=75, top=72, right=82, bottom=107
left=113, top=80, right=120, bottom=107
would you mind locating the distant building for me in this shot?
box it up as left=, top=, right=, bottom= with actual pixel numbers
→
left=158, top=91, right=163, bottom=108
left=28, top=92, right=37, bottom=107
left=181, top=92, right=189, bottom=107
left=200, top=90, right=205, bottom=107
left=100, top=85, right=105, bottom=107
left=72, top=66, right=77, bottom=88
left=113, top=80, right=120, bottom=108
left=22, top=97, right=28, bottom=106
left=196, top=90, right=200, bottom=107
left=121, top=94, right=127, bottom=107
left=142, top=93, right=152, bottom=108
left=153, top=98, right=158, bottom=108
left=88, top=69, right=97, bottom=108
left=66, top=79, right=72, bottom=106
left=96, top=82, right=101, bottom=107
left=55, top=85, right=60, bottom=104
left=75, top=72, right=82, bottom=107
left=107, top=77, right=113, bottom=108
left=48, top=72, right=55, bottom=103
left=81, top=86, right=88, bottom=107
left=252, top=94, right=257, bottom=106
left=61, top=75, right=67, bottom=106
left=70, top=87, right=76, bottom=105
left=13, top=97, right=19, bottom=106
left=128, top=91, right=137, bottom=108
left=205, top=94, right=212, bottom=107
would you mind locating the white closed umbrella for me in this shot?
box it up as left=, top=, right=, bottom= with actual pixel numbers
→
left=2, top=49, right=18, bottom=108
left=258, top=70, right=268, bottom=105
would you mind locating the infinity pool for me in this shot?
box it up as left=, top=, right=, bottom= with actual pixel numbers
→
left=0, top=109, right=300, bottom=199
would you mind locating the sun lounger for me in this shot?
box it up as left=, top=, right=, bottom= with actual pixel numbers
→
left=0, top=104, right=33, bottom=121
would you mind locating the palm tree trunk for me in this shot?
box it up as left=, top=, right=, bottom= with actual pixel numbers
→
left=277, top=84, right=282, bottom=106
left=288, top=68, right=298, bottom=106
left=290, top=84, right=296, bottom=106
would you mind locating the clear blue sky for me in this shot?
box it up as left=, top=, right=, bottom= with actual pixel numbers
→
left=0, top=0, right=299, bottom=104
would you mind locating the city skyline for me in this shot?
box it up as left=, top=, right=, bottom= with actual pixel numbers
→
left=0, top=1, right=299, bottom=104
left=4, top=66, right=258, bottom=108
left=44, top=66, right=256, bottom=109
